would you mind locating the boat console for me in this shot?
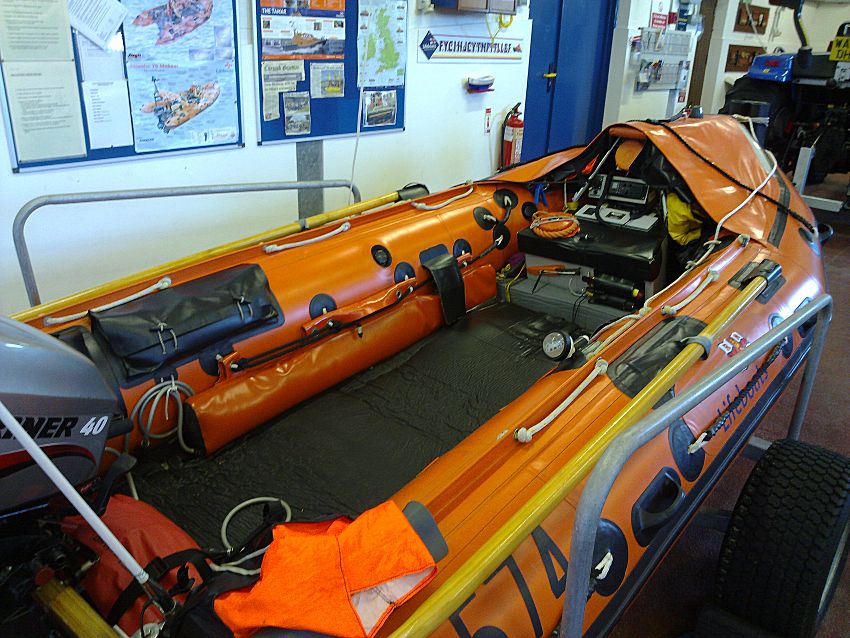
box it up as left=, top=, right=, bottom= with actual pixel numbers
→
left=506, top=171, right=667, bottom=335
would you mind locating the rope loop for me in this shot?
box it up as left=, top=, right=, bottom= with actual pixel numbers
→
left=530, top=211, right=580, bottom=240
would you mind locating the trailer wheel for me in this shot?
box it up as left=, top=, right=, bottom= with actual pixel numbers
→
left=713, top=439, right=850, bottom=638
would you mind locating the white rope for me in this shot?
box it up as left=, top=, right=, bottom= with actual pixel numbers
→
left=411, top=181, right=474, bottom=211
left=211, top=497, right=293, bottom=576
left=594, top=551, right=614, bottom=580
left=661, top=269, right=720, bottom=316
left=514, top=359, right=608, bottom=443
left=263, top=222, right=351, bottom=253
left=768, top=6, right=784, bottom=42
left=220, top=496, right=292, bottom=550
left=44, top=277, right=172, bottom=326
left=744, top=2, right=769, bottom=51
left=587, top=307, right=650, bottom=357
left=129, top=377, right=196, bottom=454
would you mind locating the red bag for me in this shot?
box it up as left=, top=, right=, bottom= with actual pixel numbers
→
left=62, top=494, right=205, bottom=635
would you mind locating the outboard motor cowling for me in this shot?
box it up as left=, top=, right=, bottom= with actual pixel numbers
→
left=0, top=317, right=121, bottom=516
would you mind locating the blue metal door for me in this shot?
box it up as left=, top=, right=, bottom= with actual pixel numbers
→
left=522, top=0, right=618, bottom=161
left=523, top=0, right=563, bottom=161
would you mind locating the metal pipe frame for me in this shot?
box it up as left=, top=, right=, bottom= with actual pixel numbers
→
left=803, top=195, right=845, bottom=214
left=13, top=180, right=361, bottom=307
left=560, top=293, right=833, bottom=638
left=792, top=146, right=814, bottom=193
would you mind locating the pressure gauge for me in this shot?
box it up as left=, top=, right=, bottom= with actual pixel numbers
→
left=542, top=331, right=574, bottom=362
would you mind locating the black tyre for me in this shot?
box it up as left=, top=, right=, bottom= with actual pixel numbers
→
left=714, top=439, right=850, bottom=638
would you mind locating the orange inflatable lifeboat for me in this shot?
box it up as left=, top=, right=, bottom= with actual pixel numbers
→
left=5, top=115, right=843, bottom=638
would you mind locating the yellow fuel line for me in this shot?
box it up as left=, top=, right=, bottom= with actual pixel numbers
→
left=389, top=275, right=769, bottom=638
left=33, top=578, right=118, bottom=638
left=12, top=191, right=401, bottom=324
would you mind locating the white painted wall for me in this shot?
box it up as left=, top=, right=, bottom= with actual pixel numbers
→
left=700, top=0, right=849, bottom=114
left=0, top=1, right=531, bottom=316
left=603, top=0, right=702, bottom=126
left=806, top=4, right=850, bottom=52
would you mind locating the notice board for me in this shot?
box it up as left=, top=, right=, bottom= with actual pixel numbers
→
left=255, top=0, right=407, bottom=143
left=0, top=0, right=243, bottom=172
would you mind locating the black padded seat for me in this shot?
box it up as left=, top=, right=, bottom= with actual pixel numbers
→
left=517, top=221, right=664, bottom=281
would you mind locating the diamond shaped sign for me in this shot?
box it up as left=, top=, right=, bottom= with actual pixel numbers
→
left=420, top=31, right=438, bottom=60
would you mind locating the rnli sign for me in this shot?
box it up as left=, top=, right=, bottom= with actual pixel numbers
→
left=417, top=28, right=523, bottom=63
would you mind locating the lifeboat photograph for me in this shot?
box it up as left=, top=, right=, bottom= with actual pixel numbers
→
left=0, top=1, right=848, bottom=638
left=131, top=0, right=215, bottom=46
left=141, top=80, right=222, bottom=132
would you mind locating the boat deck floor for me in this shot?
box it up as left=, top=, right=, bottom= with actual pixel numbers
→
left=130, top=302, right=564, bottom=548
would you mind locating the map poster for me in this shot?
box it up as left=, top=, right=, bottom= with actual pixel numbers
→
left=122, top=0, right=240, bottom=153
left=357, top=0, right=406, bottom=88
left=259, top=0, right=345, bottom=60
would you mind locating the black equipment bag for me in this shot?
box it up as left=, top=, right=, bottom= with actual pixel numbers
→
left=91, top=265, right=280, bottom=376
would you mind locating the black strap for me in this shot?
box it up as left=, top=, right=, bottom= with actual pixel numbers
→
left=422, top=253, right=466, bottom=325
left=106, top=549, right=212, bottom=626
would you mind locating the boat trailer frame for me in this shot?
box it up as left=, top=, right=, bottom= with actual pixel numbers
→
left=12, top=180, right=361, bottom=307
left=560, top=293, right=833, bottom=637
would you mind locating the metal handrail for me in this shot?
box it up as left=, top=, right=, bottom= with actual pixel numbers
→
left=12, top=180, right=361, bottom=307
left=560, top=293, right=833, bottom=637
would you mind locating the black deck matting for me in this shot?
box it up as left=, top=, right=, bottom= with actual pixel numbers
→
left=130, top=302, right=564, bottom=548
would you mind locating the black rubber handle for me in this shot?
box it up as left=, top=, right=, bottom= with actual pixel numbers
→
left=93, top=453, right=137, bottom=515
left=635, top=473, right=686, bottom=532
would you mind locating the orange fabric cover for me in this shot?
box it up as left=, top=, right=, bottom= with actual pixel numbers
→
left=61, top=495, right=202, bottom=635
left=214, top=501, right=437, bottom=638
left=494, top=116, right=815, bottom=245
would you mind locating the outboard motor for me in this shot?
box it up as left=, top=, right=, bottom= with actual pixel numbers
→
left=0, top=317, right=124, bottom=517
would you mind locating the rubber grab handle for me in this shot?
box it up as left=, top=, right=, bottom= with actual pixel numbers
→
left=635, top=474, right=686, bottom=532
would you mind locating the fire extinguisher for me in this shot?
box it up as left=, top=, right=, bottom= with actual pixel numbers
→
left=501, top=103, right=524, bottom=169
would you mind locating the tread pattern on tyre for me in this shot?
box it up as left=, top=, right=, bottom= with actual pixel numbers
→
left=714, top=439, right=850, bottom=638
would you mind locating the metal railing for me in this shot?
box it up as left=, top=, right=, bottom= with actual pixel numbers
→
left=560, top=293, right=832, bottom=637
left=12, top=180, right=361, bottom=307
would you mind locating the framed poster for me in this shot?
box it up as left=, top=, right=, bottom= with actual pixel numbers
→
left=255, top=0, right=407, bottom=143
left=0, top=0, right=244, bottom=171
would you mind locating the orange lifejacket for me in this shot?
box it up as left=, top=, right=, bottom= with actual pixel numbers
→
left=214, top=500, right=437, bottom=638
